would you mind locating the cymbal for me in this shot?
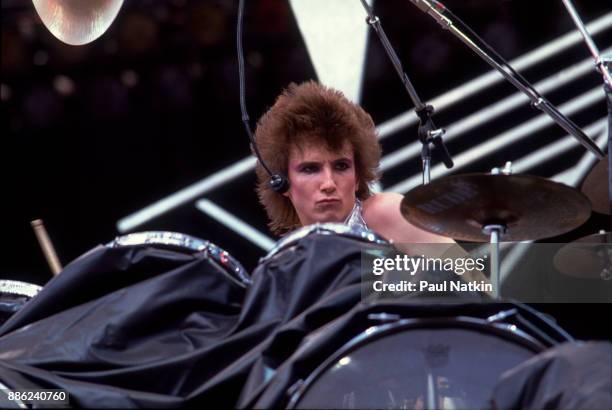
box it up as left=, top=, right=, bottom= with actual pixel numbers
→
left=32, top=0, right=124, bottom=46
left=553, top=232, right=612, bottom=279
left=400, top=173, right=591, bottom=242
left=581, top=155, right=609, bottom=215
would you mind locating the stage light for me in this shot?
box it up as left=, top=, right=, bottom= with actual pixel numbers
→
left=32, top=0, right=123, bottom=46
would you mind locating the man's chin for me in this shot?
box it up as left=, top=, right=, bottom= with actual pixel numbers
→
left=313, top=211, right=344, bottom=224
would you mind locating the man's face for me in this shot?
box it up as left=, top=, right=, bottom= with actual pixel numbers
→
left=285, top=141, right=358, bottom=227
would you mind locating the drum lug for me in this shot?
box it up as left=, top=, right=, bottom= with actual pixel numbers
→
left=367, top=313, right=401, bottom=323
left=487, top=309, right=518, bottom=323
left=287, top=379, right=305, bottom=398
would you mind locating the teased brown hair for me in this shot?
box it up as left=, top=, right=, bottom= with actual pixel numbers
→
left=254, top=81, right=381, bottom=235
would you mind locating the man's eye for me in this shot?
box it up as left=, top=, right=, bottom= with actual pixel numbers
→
left=335, top=162, right=350, bottom=171
left=301, top=165, right=318, bottom=173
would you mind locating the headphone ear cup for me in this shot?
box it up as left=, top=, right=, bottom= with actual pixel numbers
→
left=269, top=174, right=290, bottom=194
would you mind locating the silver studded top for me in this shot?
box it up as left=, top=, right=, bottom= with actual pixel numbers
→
left=343, top=199, right=369, bottom=230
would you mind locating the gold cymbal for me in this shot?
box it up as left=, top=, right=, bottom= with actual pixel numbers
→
left=400, top=173, right=591, bottom=242
left=553, top=232, right=612, bottom=279
left=32, top=0, right=124, bottom=46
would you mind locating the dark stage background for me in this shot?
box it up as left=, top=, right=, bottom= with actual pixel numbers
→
left=2, top=0, right=611, bottom=339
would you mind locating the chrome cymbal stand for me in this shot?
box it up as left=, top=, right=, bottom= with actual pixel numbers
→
left=358, top=0, right=454, bottom=185
left=407, top=0, right=605, bottom=160
left=561, top=0, right=612, bottom=224
left=561, top=0, right=612, bottom=87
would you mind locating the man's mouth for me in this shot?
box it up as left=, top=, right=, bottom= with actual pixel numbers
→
left=316, top=198, right=341, bottom=205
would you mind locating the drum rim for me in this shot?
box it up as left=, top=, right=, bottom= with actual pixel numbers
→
left=106, top=231, right=252, bottom=288
left=262, top=223, right=389, bottom=263
left=107, top=231, right=209, bottom=252
left=0, top=280, right=42, bottom=298
left=287, top=315, right=546, bottom=409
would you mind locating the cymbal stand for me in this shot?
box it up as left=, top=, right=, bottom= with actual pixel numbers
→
left=358, top=0, right=454, bottom=185
left=407, top=0, right=605, bottom=160
left=482, top=224, right=505, bottom=299
left=607, top=85, right=612, bottom=222
left=560, top=0, right=612, bottom=88
left=483, top=163, right=512, bottom=299
left=560, top=0, right=612, bottom=227
left=596, top=244, right=612, bottom=281
left=606, top=83, right=612, bottom=230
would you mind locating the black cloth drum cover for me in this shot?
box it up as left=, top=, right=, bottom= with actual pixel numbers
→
left=1, top=226, right=607, bottom=408
left=0, top=227, right=392, bottom=407
left=491, top=341, right=612, bottom=410
left=0, top=235, right=252, bottom=407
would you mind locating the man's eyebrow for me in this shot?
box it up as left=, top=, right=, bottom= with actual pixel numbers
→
left=295, top=160, right=321, bottom=167
left=294, top=157, right=352, bottom=166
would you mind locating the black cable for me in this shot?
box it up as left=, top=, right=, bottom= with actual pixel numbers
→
left=237, top=0, right=274, bottom=178
left=237, top=0, right=289, bottom=193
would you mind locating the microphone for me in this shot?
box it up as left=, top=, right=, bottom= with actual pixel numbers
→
left=269, top=174, right=290, bottom=194
left=248, top=140, right=290, bottom=194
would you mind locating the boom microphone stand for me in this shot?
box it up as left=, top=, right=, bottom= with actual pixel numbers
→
left=407, top=0, right=605, bottom=161
left=358, top=0, right=454, bottom=185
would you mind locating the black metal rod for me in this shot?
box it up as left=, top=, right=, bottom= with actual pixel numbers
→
left=358, top=0, right=454, bottom=181
left=408, top=0, right=605, bottom=160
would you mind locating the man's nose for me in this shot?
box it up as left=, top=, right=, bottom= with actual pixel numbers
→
left=320, top=167, right=337, bottom=192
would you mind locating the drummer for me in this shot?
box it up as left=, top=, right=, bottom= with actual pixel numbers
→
left=254, top=81, right=494, bottom=288
left=253, top=80, right=453, bottom=248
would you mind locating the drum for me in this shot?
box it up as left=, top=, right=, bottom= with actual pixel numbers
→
left=242, top=223, right=392, bottom=327
left=253, top=302, right=572, bottom=409
left=261, top=222, right=389, bottom=262
left=0, top=279, right=42, bottom=326
left=107, top=231, right=251, bottom=288
left=0, top=231, right=251, bottom=336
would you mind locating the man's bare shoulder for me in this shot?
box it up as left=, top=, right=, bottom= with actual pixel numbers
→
left=362, top=192, right=403, bottom=223
left=362, top=192, right=454, bottom=244
left=362, top=192, right=408, bottom=239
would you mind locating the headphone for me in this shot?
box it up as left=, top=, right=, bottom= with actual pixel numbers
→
left=237, top=0, right=289, bottom=195
left=249, top=134, right=290, bottom=194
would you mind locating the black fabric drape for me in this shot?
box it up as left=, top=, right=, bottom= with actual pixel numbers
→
left=491, top=341, right=612, bottom=410
left=0, top=245, right=250, bottom=407
left=0, top=234, right=385, bottom=407
left=1, top=233, right=609, bottom=409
